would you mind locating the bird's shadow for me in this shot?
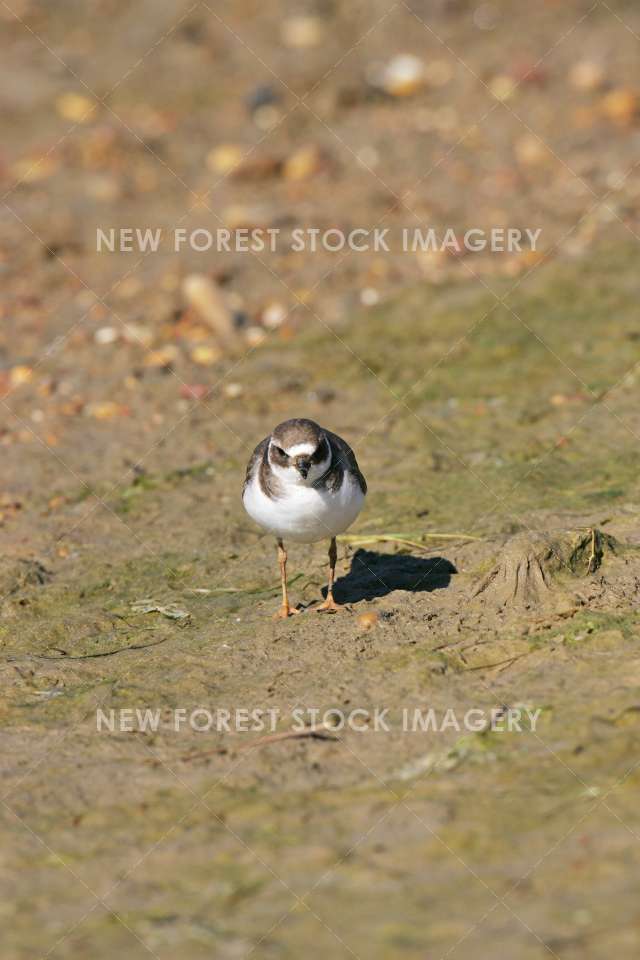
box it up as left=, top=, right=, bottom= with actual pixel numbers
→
left=330, top=549, right=457, bottom=604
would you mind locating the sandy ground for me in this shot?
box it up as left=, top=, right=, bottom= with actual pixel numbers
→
left=2, top=1, right=640, bottom=958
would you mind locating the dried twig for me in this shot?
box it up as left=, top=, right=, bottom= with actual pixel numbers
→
left=180, top=724, right=338, bottom=762
left=7, top=636, right=169, bottom=662
left=338, top=532, right=480, bottom=551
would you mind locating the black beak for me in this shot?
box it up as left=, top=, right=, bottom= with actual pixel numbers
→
left=296, top=457, right=311, bottom=479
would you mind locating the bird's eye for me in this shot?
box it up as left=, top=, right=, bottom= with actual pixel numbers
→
left=274, top=446, right=287, bottom=458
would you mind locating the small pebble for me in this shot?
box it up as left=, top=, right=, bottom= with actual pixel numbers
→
left=144, top=346, right=179, bottom=368
left=357, top=612, right=379, bottom=630
left=514, top=134, right=548, bottom=167
left=601, top=88, right=638, bottom=126
left=94, top=326, right=118, bottom=345
left=281, top=16, right=324, bottom=49
left=371, top=54, right=426, bottom=97
left=122, top=323, right=153, bottom=347
left=246, top=85, right=280, bottom=113
left=56, top=92, right=95, bottom=123
left=9, top=365, right=33, bottom=387
left=223, top=382, right=243, bottom=399
left=253, top=105, right=282, bottom=131
left=283, top=145, right=325, bottom=181
left=11, top=156, right=58, bottom=183
left=86, top=401, right=126, bottom=420
left=206, top=144, right=245, bottom=176
left=191, top=344, right=222, bottom=366
left=569, top=60, right=605, bottom=92
left=245, top=325, right=267, bottom=347
left=182, top=274, right=237, bottom=348
left=360, top=287, right=380, bottom=306
left=180, top=383, right=209, bottom=400
left=260, top=302, right=287, bottom=330
left=357, top=145, right=380, bottom=169
left=231, top=153, right=282, bottom=181
left=489, top=74, right=517, bottom=101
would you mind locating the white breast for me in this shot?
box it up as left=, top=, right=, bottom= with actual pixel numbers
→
left=243, top=473, right=365, bottom=543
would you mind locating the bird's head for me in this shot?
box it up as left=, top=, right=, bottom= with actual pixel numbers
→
left=268, top=418, right=331, bottom=486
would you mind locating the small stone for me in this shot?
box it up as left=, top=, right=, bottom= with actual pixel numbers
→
left=9, top=365, right=33, bottom=387
left=489, top=74, right=517, bottom=102
left=122, top=323, right=153, bottom=347
left=371, top=54, right=426, bottom=97
left=509, top=59, right=547, bottom=86
left=11, top=155, right=58, bottom=183
left=56, top=92, right=95, bottom=123
left=253, top=105, right=282, bottom=131
left=143, top=346, right=179, bottom=368
left=206, top=144, right=245, bottom=176
left=260, top=302, right=287, bottom=330
left=357, top=612, right=379, bottom=630
left=86, top=401, right=127, bottom=420
left=281, top=16, right=324, bottom=49
left=514, top=134, right=549, bottom=166
left=60, top=396, right=85, bottom=416
left=569, top=60, right=605, bottom=92
left=360, top=287, right=380, bottom=306
left=601, top=88, right=638, bottom=126
left=246, top=84, right=280, bottom=113
left=190, top=344, right=222, bottom=366
left=283, top=144, right=325, bottom=181
left=94, top=326, right=119, bottom=345
left=245, top=326, right=267, bottom=347
left=356, top=145, right=380, bottom=169
left=231, top=153, right=282, bottom=181
left=223, top=382, right=243, bottom=399
left=180, top=383, right=209, bottom=401
left=182, top=274, right=237, bottom=348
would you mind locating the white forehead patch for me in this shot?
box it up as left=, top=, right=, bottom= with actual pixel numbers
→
left=286, top=442, right=317, bottom=456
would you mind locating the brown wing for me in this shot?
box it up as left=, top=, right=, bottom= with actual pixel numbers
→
left=324, top=430, right=367, bottom=495
left=242, top=436, right=269, bottom=498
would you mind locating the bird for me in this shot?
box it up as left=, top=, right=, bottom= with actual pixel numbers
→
left=242, top=418, right=367, bottom=617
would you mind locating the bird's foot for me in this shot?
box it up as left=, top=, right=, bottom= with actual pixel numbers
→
left=273, top=604, right=300, bottom=619
left=316, top=595, right=341, bottom=614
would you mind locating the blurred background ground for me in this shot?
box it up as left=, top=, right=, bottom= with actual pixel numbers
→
left=2, top=1, right=640, bottom=959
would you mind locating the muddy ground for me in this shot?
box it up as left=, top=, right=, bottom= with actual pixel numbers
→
left=2, top=2, right=640, bottom=959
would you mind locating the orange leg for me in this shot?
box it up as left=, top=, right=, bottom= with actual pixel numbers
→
left=274, top=539, right=299, bottom=618
left=317, top=537, right=341, bottom=613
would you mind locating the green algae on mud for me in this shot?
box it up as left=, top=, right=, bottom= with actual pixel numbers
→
left=298, top=243, right=640, bottom=532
